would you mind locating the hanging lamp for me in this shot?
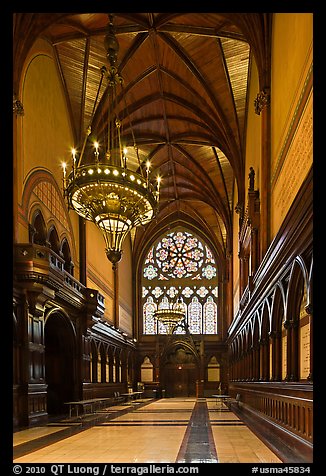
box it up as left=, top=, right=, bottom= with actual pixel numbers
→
left=153, top=297, right=186, bottom=334
left=62, top=14, right=160, bottom=265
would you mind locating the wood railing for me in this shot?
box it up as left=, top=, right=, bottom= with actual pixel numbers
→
left=229, top=382, right=313, bottom=444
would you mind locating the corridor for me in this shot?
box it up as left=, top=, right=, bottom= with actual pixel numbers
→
left=13, top=398, right=282, bottom=464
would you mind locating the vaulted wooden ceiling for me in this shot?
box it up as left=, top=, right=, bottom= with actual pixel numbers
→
left=13, top=13, right=271, bottom=264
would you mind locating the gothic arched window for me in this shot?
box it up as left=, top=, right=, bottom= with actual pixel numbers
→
left=142, top=228, right=218, bottom=335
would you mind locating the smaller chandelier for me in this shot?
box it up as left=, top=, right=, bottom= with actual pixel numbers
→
left=153, top=297, right=186, bottom=334
left=62, top=14, right=160, bottom=265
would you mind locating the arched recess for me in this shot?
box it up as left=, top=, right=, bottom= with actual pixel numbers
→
left=286, top=257, right=310, bottom=381
left=23, top=169, right=77, bottom=266
left=114, top=348, right=122, bottom=383
left=246, top=323, right=253, bottom=381
left=97, top=342, right=105, bottom=383
left=260, top=300, right=271, bottom=381
left=89, top=339, right=97, bottom=383
left=126, top=350, right=133, bottom=385
left=47, top=224, right=60, bottom=255
left=270, top=283, right=286, bottom=381
left=30, top=209, right=47, bottom=245
left=252, top=312, right=260, bottom=381
left=240, top=330, right=247, bottom=380
left=61, top=238, right=74, bottom=275
left=160, top=341, right=200, bottom=397
left=108, top=346, right=114, bottom=383
left=44, top=310, right=76, bottom=415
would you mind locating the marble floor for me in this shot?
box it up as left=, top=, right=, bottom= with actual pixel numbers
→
left=13, top=398, right=282, bottom=464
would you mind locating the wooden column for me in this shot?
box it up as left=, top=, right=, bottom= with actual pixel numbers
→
left=26, top=286, right=55, bottom=426
left=254, top=344, right=260, bottom=381
left=17, top=295, right=30, bottom=427
left=79, top=217, right=87, bottom=286
left=197, top=338, right=205, bottom=397
left=274, top=331, right=282, bottom=381
left=248, top=348, right=252, bottom=380
left=250, top=227, right=259, bottom=275
left=226, top=252, right=233, bottom=331
left=259, top=340, right=264, bottom=380
left=284, top=319, right=293, bottom=381
left=13, top=96, right=24, bottom=244
left=283, top=318, right=299, bottom=381
left=254, top=89, right=271, bottom=259
left=113, top=262, right=119, bottom=328
left=305, top=304, right=313, bottom=381
left=270, top=331, right=280, bottom=381
left=155, top=338, right=160, bottom=382
left=289, top=319, right=299, bottom=381
left=82, top=335, right=91, bottom=383
left=265, top=338, right=270, bottom=381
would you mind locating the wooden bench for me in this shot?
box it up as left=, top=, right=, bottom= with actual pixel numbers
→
left=228, top=393, right=241, bottom=409
left=113, top=391, right=125, bottom=403
left=65, top=397, right=113, bottom=418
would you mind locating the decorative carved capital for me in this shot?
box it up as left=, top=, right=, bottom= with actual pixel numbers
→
left=305, top=303, right=313, bottom=315
left=254, top=89, right=270, bottom=115
left=283, top=319, right=290, bottom=329
left=269, top=330, right=280, bottom=338
left=235, top=202, right=243, bottom=216
left=13, top=95, right=24, bottom=116
left=288, top=319, right=299, bottom=329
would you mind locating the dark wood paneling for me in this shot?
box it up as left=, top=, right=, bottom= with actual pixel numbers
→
left=229, top=382, right=312, bottom=463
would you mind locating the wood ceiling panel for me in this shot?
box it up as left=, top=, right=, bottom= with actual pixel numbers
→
left=14, top=12, right=271, bottom=257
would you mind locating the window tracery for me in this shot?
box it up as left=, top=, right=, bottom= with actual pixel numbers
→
left=142, top=228, right=218, bottom=335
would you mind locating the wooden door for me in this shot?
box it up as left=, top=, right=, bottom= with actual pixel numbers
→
left=163, top=364, right=198, bottom=397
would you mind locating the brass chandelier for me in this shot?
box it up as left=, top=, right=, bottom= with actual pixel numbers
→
left=62, top=14, right=160, bottom=265
left=153, top=297, right=186, bottom=334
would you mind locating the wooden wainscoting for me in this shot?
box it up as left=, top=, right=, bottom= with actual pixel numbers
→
left=229, top=382, right=313, bottom=463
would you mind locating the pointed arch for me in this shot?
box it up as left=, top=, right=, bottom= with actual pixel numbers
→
left=286, top=256, right=309, bottom=321
left=47, top=224, right=60, bottom=255
left=140, top=226, right=219, bottom=335
left=30, top=209, right=47, bottom=245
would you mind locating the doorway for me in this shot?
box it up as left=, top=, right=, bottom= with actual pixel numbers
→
left=45, top=313, right=76, bottom=415
left=161, top=345, right=198, bottom=397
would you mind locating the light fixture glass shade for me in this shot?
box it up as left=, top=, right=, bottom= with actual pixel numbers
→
left=153, top=298, right=186, bottom=334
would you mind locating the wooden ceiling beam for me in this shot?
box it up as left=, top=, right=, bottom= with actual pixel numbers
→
left=158, top=23, right=246, bottom=42
left=158, top=31, right=240, bottom=166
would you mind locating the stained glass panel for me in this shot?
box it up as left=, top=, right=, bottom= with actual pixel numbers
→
left=142, top=228, right=218, bottom=335
left=188, top=296, right=202, bottom=333
left=143, top=296, right=157, bottom=334
left=204, top=296, right=217, bottom=334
